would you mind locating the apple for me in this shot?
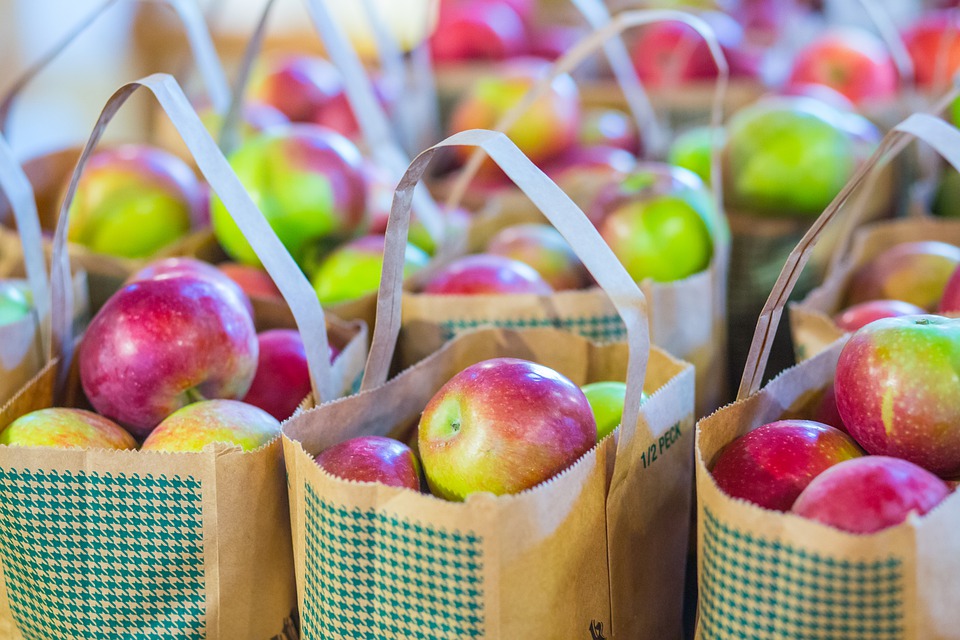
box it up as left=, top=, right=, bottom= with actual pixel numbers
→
left=845, top=241, right=960, bottom=311
left=128, top=257, right=253, bottom=318
left=836, top=315, right=960, bottom=476
left=242, top=329, right=340, bottom=421
left=710, top=420, right=863, bottom=511
left=79, top=274, right=258, bottom=439
left=595, top=163, right=717, bottom=283
left=786, top=27, right=898, bottom=105
left=780, top=82, right=857, bottom=112
left=312, top=234, right=430, bottom=306
left=833, top=300, right=927, bottom=332
left=217, top=262, right=282, bottom=301
left=421, top=254, right=553, bottom=295
left=198, top=102, right=289, bottom=140
left=485, top=223, right=589, bottom=291
left=67, top=145, right=206, bottom=259
left=792, top=456, right=950, bottom=533
left=723, top=96, right=879, bottom=216
left=811, top=383, right=846, bottom=433
left=429, top=0, right=527, bottom=63
left=529, top=24, right=586, bottom=61
left=418, top=357, right=596, bottom=499
left=140, top=399, right=280, bottom=452
left=448, top=58, right=580, bottom=170
left=667, top=126, right=721, bottom=186
left=903, top=11, right=960, bottom=90
left=314, top=435, right=421, bottom=490
left=579, top=108, right=640, bottom=155
left=0, top=407, right=136, bottom=450
left=210, top=125, right=368, bottom=269
left=581, top=381, right=648, bottom=442
left=939, top=263, right=960, bottom=313
left=0, top=280, right=32, bottom=326
left=543, top=145, right=637, bottom=189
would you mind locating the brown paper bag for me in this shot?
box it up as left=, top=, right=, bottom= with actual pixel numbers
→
left=696, top=113, right=960, bottom=639
left=0, top=72, right=367, bottom=640
left=282, top=128, right=696, bottom=639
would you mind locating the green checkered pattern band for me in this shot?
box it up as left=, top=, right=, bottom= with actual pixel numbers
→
left=440, top=315, right=626, bottom=343
left=700, top=508, right=905, bottom=639
left=302, top=484, right=484, bottom=639
left=0, top=469, right=205, bottom=639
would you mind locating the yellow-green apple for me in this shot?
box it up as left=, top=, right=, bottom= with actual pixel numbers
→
left=594, top=163, right=717, bottom=283
left=579, top=108, right=640, bottom=155
left=710, top=420, right=863, bottom=511
left=421, top=254, right=553, bottom=295
left=836, top=315, right=960, bottom=476
left=429, top=0, right=527, bottom=63
left=667, top=126, right=721, bottom=186
left=723, top=96, right=879, bottom=216
left=580, top=381, right=648, bottom=441
left=834, top=300, right=926, bottom=332
left=903, top=11, right=960, bottom=90
left=791, top=456, right=950, bottom=533
left=79, top=274, right=258, bottom=439
left=786, top=28, right=898, bottom=105
left=0, top=407, right=136, bottom=450
left=845, top=241, right=960, bottom=311
left=418, top=357, right=596, bottom=499
left=314, top=435, right=422, bottom=490
left=312, top=234, right=429, bottom=305
left=140, top=399, right=280, bottom=452
left=67, top=145, right=206, bottom=259
left=210, top=125, right=368, bottom=269
left=217, top=262, right=282, bottom=302
left=0, top=280, right=31, bottom=326
left=242, top=329, right=340, bottom=421
left=939, top=263, right=960, bottom=312
left=485, top=223, right=589, bottom=291
left=128, top=256, right=253, bottom=318
left=448, top=58, right=580, bottom=170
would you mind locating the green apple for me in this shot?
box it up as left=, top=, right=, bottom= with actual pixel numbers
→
left=0, top=280, right=32, bottom=326
left=668, top=126, right=720, bottom=186
left=581, top=381, right=648, bottom=441
left=0, top=407, right=136, bottom=450
left=311, top=234, right=430, bottom=305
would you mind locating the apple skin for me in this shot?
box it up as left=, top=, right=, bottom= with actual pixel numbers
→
left=312, top=234, right=430, bottom=306
left=449, top=58, right=580, bottom=170
left=210, top=125, right=368, bottom=269
left=418, top=357, right=596, bottom=500
left=79, top=275, right=258, bottom=440
left=834, top=300, right=927, bottom=332
left=836, top=315, right=960, bottom=476
left=314, top=435, right=421, bottom=490
left=529, top=24, right=586, bottom=61
left=543, top=145, right=637, bottom=189
left=903, top=11, right=960, bottom=90
left=0, top=407, right=136, bottom=450
left=939, top=263, right=960, bottom=313
left=67, top=145, right=205, bottom=259
left=792, top=456, right=950, bottom=533
left=0, top=280, right=32, bottom=327
left=421, top=254, right=554, bottom=295
left=580, top=381, right=648, bottom=442
left=140, top=399, right=280, bottom=453
left=710, top=420, right=863, bottom=511
left=217, top=262, right=282, bottom=301
left=667, top=126, right=721, bottom=186
left=242, top=329, right=340, bottom=421
left=811, top=383, right=847, bottom=434
left=786, top=27, right=898, bottom=106
left=198, top=102, right=289, bottom=141
left=429, top=0, right=527, bottom=63
left=485, top=223, right=590, bottom=291
left=578, top=108, right=640, bottom=155
left=128, top=257, right=253, bottom=318
left=845, top=241, right=960, bottom=311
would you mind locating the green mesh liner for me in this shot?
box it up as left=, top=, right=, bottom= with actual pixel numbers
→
left=440, top=315, right=626, bottom=343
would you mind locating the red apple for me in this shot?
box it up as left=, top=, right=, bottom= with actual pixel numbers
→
left=786, top=27, right=898, bottom=105
left=79, top=275, right=258, bottom=439
left=430, top=0, right=527, bottom=63
left=485, top=223, right=589, bottom=291
left=0, top=407, right=136, bottom=450
left=418, top=357, right=596, bottom=499
left=312, top=234, right=430, bottom=305
left=421, top=254, right=554, bottom=295
left=792, top=456, right=950, bottom=533
left=938, top=263, right=960, bottom=312
left=141, top=399, right=281, bottom=452
left=903, top=11, right=960, bottom=90
left=217, top=262, right=282, bottom=301
left=315, top=435, right=421, bottom=490
left=812, top=383, right=847, bottom=433
left=834, top=299, right=927, bottom=332
left=530, top=24, right=586, bottom=61
left=128, top=257, right=253, bottom=317
left=836, top=315, right=960, bottom=476
left=710, top=420, right=863, bottom=511
left=846, top=241, right=960, bottom=311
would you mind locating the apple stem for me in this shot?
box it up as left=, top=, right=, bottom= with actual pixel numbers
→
left=184, top=387, right=207, bottom=405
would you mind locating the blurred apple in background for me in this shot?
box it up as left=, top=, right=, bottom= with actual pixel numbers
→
left=836, top=315, right=960, bottom=477
left=578, top=108, right=640, bottom=155
left=418, top=357, right=596, bottom=500
left=141, top=399, right=280, bottom=452
left=940, top=263, right=960, bottom=312
left=128, top=257, right=253, bottom=318
left=199, top=102, right=289, bottom=141
left=485, top=223, right=589, bottom=291
left=833, top=299, right=926, bottom=332
left=315, top=435, right=422, bottom=490
left=529, top=24, right=586, bottom=61
left=79, top=275, right=258, bottom=439
left=312, top=234, right=430, bottom=305
left=0, top=280, right=32, bottom=326
left=67, top=145, right=206, bottom=259
left=710, top=419, right=863, bottom=511
left=543, top=145, right=638, bottom=189
left=0, top=407, right=136, bottom=450
left=779, top=82, right=857, bottom=112
left=786, top=27, right=898, bottom=105
left=903, top=11, right=960, bottom=91
left=932, top=168, right=960, bottom=218
left=667, top=126, right=720, bottom=186
left=845, top=241, right=960, bottom=311
left=210, top=125, right=368, bottom=270
left=581, top=380, right=648, bottom=442
left=421, top=254, right=554, bottom=295
left=792, top=456, right=950, bottom=533
left=430, top=0, right=528, bottom=63
left=217, top=262, right=283, bottom=302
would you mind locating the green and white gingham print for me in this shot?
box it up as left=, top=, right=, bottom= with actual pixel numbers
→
left=440, top=315, right=627, bottom=344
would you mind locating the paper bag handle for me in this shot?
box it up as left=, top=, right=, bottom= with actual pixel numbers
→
left=0, top=135, right=50, bottom=357
left=0, top=0, right=231, bottom=135
left=444, top=9, right=729, bottom=228
left=738, top=113, right=960, bottom=400
left=49, top=73, right=335, bottom=403
left=363, top=129, right=650, bottom=454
